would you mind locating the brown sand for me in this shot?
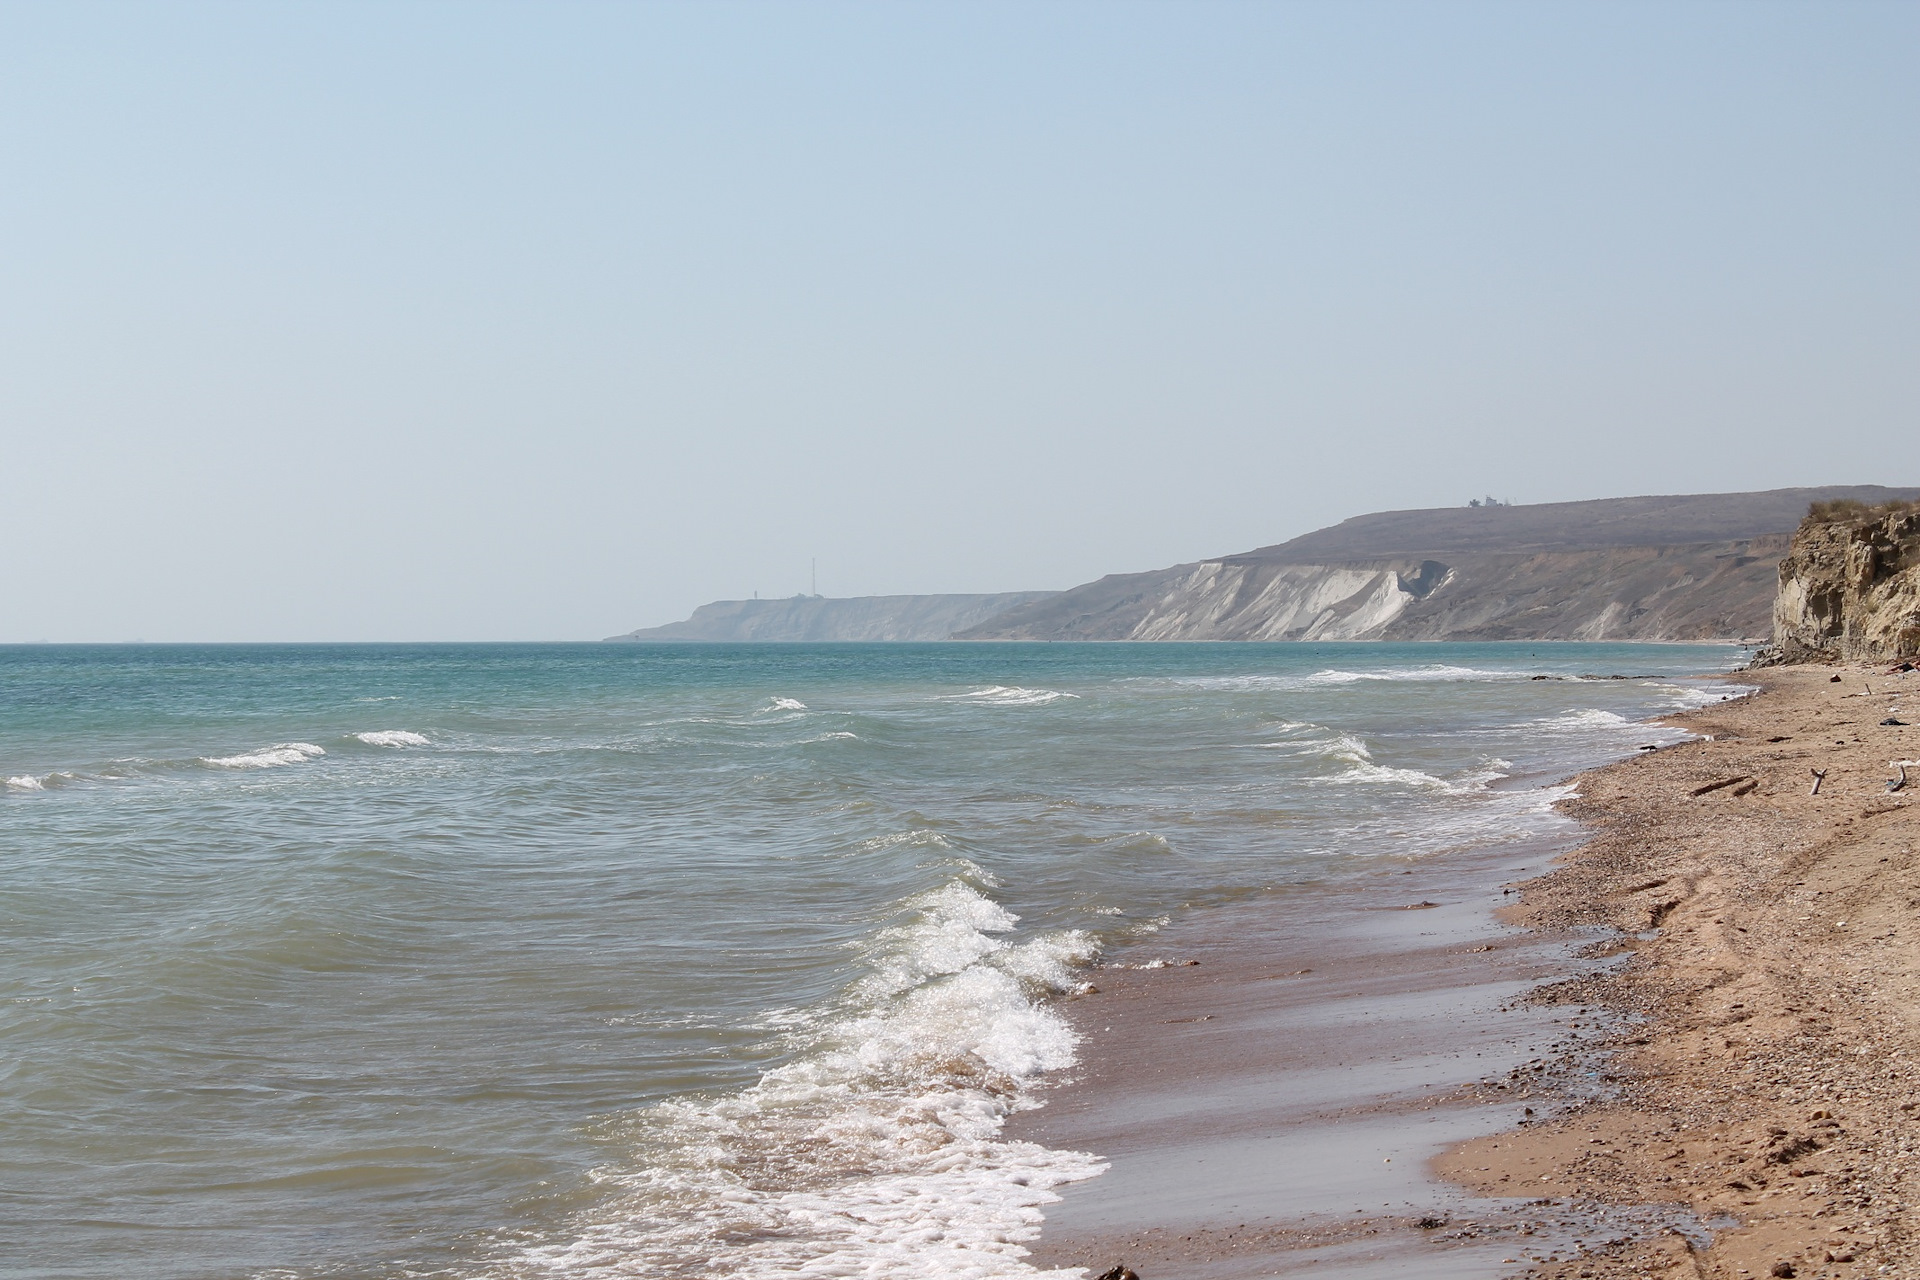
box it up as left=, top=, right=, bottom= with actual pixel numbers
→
left=1014, top=662, right=1919, bottom=1279
left=1010, top=813, right=1634, bottom=1278
left=1437, top=663, right=1919, bottom=1279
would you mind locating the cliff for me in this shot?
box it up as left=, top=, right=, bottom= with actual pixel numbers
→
left=1768, top=500, right=1920, bottom=662
left=957, top=487, right=1920, bottom=643
left=606, top=592, right=1059, bottom=643
left=611, top=487, right=1920, bottom=645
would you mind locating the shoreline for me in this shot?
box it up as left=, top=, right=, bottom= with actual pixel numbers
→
left=1006, top=830, right=1609, bottom=1279
left=1437, top=663, right=1918, bottom=1278
left=1003, top=726, right=1705, bottom=1276
left=1008, top=662, right=1920, bottom=1279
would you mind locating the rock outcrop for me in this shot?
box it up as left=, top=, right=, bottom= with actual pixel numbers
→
left=1768, top=500, right=1920, bottom=662
left=607, top=592, right=1058, bottom=643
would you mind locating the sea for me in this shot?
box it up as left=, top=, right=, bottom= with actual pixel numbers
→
left=0, top=641, right=1744, bottom=1280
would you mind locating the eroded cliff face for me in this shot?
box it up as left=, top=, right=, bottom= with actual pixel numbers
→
left=958, top=487, right=1920, bottom=645
left=957, top=541, right=1783, bottom=643
left=960, top=559, right=1452, bottom=642
left=615, top=488, right=1919, bottom=644
left=1771, top=505, right=1920, bottom=662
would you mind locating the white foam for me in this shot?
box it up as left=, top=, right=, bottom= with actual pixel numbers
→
left=856, top=830, right=957, bottom=854
left=1143, top=665, right=1527, bottom=693
left=940, top=686, right=1079, bottom=707
left=765, top=697, right=808, bottom=712
left=801, top=731, right=859, bottom=743
left=1304, top=663, right=1523, bottom=686
left=1303, top=733, right=1511, bottom=793
left=5, top=774, right=45, bottom=791
left=352, top=730, right=430, bottom=748
left=1329, top=774, right=1581, bottom=862
left=1320, top=732, right=1374, bottom=764
left=1653, top=680, right=1757, bottom=709
left=1542, top=708, right=1632, bottom=730
left=1322, top=760, right=1455, bottom=790
left=201, top=742, right=326, bottom=769
left=499, top=880, right=1104, bottom=1279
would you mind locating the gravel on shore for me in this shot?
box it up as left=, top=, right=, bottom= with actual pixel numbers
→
left=1438, top=663, right=1920, bottom=1280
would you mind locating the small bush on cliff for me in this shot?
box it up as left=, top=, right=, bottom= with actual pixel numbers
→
left=1804, top=497, right=1920, bottom=529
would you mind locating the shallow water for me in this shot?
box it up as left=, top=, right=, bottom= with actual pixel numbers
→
left=0, top=641, right=1742, bottom=1279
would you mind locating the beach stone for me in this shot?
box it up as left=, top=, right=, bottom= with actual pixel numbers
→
left=1094, top=1267, right=1139, bottom=1280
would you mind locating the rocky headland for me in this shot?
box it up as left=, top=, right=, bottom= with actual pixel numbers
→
left=611, top=487, right=1918, bottom=644
left=959, top=489, right=1919, bottom=645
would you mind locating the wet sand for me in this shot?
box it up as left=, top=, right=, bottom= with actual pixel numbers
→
left=1014, top=662, right=1919, bottom=1279
left=1440, top=663, right=1919, bottom=1279
left=1009, top=828, right=1626, bottom=1278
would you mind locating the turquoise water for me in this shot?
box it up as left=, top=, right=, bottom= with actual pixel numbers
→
left=0, top=642, right=1742, bottom=1279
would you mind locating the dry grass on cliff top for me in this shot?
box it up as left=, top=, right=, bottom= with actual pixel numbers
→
left=1802, top=497, right=1920, bottom=529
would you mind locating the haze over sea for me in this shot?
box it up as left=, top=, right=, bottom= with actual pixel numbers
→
left=1, top=641, right=1739, bottom=1279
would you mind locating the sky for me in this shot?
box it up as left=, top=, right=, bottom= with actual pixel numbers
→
left=1, top=1, right=1915, bottom=641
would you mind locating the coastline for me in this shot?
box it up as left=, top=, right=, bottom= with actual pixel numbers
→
left=1438, top=663, right=1918, bottom=1278
left=1005, top=830, right=1612, bottom=1279
left=1002, top=692, right=1723, bottom=1278
left=1009, top=662, right=1919, bottom=1279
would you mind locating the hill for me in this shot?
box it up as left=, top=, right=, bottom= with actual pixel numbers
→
left=606, top=592, right=1059, bottom=643
left=956, top=486, right=1920, bottom=643
left=608, top=487, right=1920, bottom=644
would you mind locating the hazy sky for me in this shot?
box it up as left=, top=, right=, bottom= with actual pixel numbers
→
left=2, top=2, right=1914, bottom=641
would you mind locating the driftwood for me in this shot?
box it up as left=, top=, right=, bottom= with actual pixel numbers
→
left=1891, top=764, right=1909, bottom=794
left=1810, top=768, right=1828, bottom=796
left=1730, top=779, right=1760, bottom=797
left=1691, top=776, right=1753, bottom=797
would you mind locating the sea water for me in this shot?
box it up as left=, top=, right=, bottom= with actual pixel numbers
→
left=0, top=641, right=1742, bottom=1279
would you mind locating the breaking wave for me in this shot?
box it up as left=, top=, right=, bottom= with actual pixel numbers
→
left=1148, top=665, right=1528, bottom=693
left=1654, top=681, right=1756, bottom=709
left=352, top=730, right=430, bottom=748
left=1541, top=708, right=1632, bottom=730
left=1308, top=733, right=1507, bottom=793
left=494, top=879, right=1103, bottom=1279
left=201, top=743, right=327, bottom=769
left=941, top=687, right=1079, bottom=707
left=1303, top=663, right=1528, bottom=686
left=854, top=830, right=958, bottom=855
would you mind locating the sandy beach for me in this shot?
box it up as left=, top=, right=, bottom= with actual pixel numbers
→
left=1441, top=663, right=1918, bottom=1278
left=1014, top=661, right=1919, bottom=1279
